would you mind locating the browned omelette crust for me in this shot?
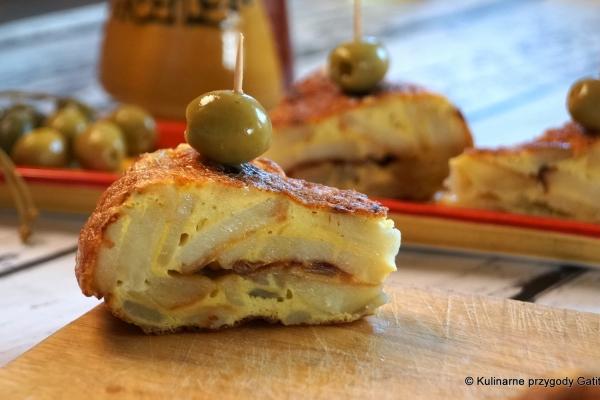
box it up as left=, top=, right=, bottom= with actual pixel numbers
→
left=76, top=145, right=387, bottom=297
left=465, top=122, right=599, bottom=156
left=270, top=68, right=432, bottom=129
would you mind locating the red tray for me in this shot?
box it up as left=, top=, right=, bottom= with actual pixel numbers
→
left=377, top=198, right=600, bottom=240
left=2, top=120, right=600, bottom=264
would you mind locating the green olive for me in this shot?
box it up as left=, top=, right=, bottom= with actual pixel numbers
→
left=328, top=37, right=390, bottom=94
left=0, top=104, right=43, bottom=153
left=567, top=78, right=600, bottom=132
left=185, top=90, right=272, bottom=165
left=9, top=104, right=43, bottom=126
left=11, top=127, right=68, bottom=168
left=74, top=121, right=126, bottom=171
left=56, top=97, right=96, bottom=121
left=44, top=105, right=88, bottom=143
left=108, top=104, right=157, bottom=156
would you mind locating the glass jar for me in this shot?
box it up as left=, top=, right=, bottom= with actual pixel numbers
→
left=99, top=0, right=293, bottom=120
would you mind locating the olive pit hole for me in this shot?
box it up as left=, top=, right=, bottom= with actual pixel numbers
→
left=179, top=233, right=189, bottom=246
left=339, top=61, right=353, bottom=79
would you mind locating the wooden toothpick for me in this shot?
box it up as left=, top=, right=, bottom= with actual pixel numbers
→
left=354, top=0, right=362, bottom=42
left=234, top=33, right=244, bottom=94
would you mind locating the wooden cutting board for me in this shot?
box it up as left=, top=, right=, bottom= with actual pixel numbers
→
left=1, top=273, right=599, bottom=400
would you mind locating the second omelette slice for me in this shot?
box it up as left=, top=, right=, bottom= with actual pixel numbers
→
left=265, top=70, right=473, bottom=200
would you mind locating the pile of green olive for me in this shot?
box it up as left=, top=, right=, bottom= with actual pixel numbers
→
left=567, top=78, right=600, bottom=133
left=0, top=94, right=157, bottom=172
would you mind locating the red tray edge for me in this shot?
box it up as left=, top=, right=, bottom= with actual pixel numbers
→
left=377, top=198, right=600, bottom=239
left=2, top=119, right=600, bottom=239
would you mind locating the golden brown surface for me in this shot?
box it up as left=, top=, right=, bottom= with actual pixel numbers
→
left=76, top=144, right=388, bottom=298
left=466, top=122, right=599, bottom=156
left=270, top=68, right=429, bottom=129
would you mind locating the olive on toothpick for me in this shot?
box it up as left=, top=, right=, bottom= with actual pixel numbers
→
left=567, top=77, right=600, bottom=132
left=328, top=0, right=390, bottom=94
left=185, top=33, right=272, bottom=165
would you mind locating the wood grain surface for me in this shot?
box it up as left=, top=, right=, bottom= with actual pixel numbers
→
left=0, top=209, right=85, bottom=276
left=1, top=273, right=599, bottom=400
left=0, top=253, right=99, bottom=366
left=389, top=212, right=600, bottom=269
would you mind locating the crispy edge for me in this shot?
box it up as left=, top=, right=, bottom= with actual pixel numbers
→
left=465, top=122, right=599, bottom=157
left=270, top=68, right=434, bottom=129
